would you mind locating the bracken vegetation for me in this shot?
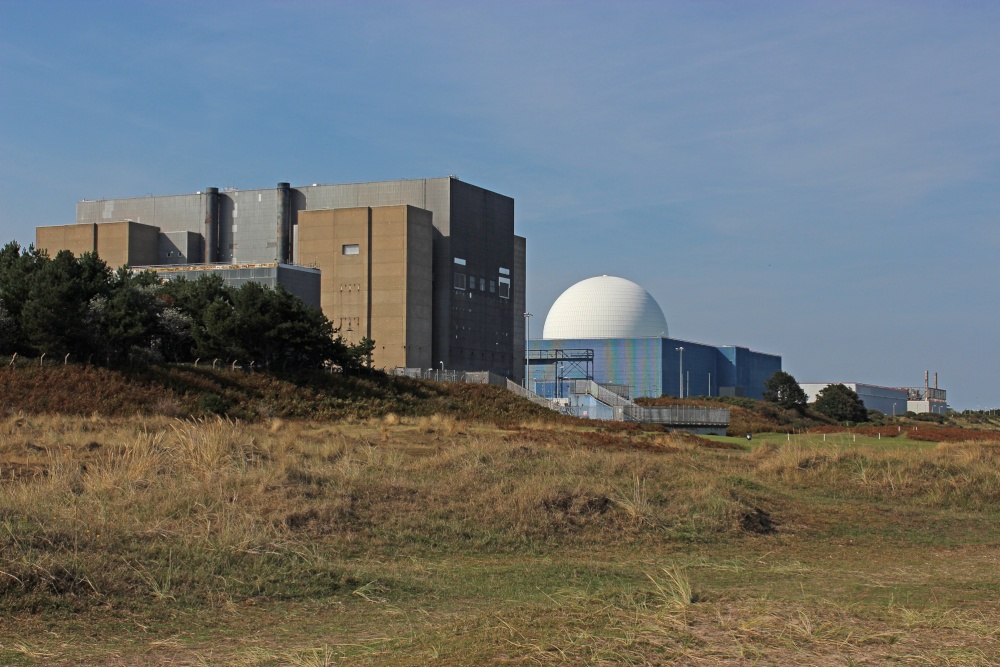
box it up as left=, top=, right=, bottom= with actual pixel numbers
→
left=0, top=364, right=569, bottom=425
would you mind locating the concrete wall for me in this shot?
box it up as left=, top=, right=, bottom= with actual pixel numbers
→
left=512, top=235, right=527, bottom=384
left=37, top=220, right=160, bottom=267
left=159, top=231, right=203, bottom=265
left=78, top=193, right=210, bottom=250
left=907, top=399, right=950, bottom=415
left=296, top=205, right=433, bottom=370
left=446, top=180, right=518, bottom=377
left=404, top=207, right=434, bottom=369
left=36, top=223, right=96, bottom=259
left=297, top=207, right=370, bottom=341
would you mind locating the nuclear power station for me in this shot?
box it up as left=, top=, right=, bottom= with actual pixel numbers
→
left=529, top=275, right=782, bottom=406
left=36, top=177, right=526, bottom=379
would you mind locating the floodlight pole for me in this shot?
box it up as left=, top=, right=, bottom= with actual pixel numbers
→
left=675, top=347, right=684, bottom=398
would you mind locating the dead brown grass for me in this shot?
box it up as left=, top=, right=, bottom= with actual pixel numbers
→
left=2, top=416, right=999, bottom=665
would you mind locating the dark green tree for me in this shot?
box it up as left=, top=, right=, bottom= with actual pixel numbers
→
left=88, top=285, right=161, bottom=364
left=0, top=242, right=47, bottom=353
left=346, top=336, right=375, bottom=370
left=0, top=304, right=16, bottom=355
left=813, top=383, right=869, bottom=423
left=159, top=274, right=231, bottom=360
left=157, top=307, right=195, bottom=363
left=19, top=250, right=91, bottom=356
left=194, top=282, right=353, bottom=370
left=762, top=370, right=808, bottom=409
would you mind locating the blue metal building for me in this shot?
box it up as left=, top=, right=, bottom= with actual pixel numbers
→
left=530, top=275, right=782, bottom=402
left=528, top=337, right=781, bottom=400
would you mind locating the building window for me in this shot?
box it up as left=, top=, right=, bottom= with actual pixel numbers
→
left=499, top=276, right=510, bottom=299
left=342, top=244, right=360, bottom=255
left=454, top=257, right=466, bottom=266
left=454, top=272, right=466, bottom=290
left=489, top=280, right=495, bottom=293
left=480, top=277, right=486, bottom=291
left=499, top=267, right=510, bottom=276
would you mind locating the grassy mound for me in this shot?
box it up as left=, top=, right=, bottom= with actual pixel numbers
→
left=0, top=364, right=567, bottom=426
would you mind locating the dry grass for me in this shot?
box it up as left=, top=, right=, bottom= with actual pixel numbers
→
left=750, top=440, right=1000, bottom=509
left=1, top=415, right=999, bottom=665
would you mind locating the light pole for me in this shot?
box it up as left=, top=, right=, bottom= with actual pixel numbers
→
left=523, top=312, right=532, bottom=389
left=675, top=347, right=684, bottom=398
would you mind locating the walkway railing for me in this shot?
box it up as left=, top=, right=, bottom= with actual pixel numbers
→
left=389, top=367, right=565, bottom=413
left=389, top=368, right=729, bottom=428
left=571, top=379, right=729, bottom=427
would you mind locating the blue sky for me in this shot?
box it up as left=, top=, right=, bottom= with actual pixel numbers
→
left=1, top=1, right=997, bottom=408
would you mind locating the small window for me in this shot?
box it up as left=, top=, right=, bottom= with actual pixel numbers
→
left=489, top=280, right=495, bottom=293
left=342, top=244, right=360, bottom=255
left=470, top=274, right=476, bottom=287
left=499, top=267, right=510, bottom=276
left=454, top=272, right=466, bottom=290
left=499, top=276, right=510, bottom=299
left=480, top=278, right=486, bottom=291
left=454, top=257, right=466, bottom=266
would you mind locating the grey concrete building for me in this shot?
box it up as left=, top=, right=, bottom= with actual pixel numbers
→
left=41, top=177, right=526, bottom=378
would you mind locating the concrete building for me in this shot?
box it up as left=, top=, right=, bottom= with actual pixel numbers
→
left=801, top=372, right=950, bottom=415
left=800, top=383, right=909, bottom=416
left=36, top=177, right=525, bottom=377
left=529, top=276, right=782, bottom=400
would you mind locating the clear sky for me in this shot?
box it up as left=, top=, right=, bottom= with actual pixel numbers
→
left=1, top=1, right=997, bottom=409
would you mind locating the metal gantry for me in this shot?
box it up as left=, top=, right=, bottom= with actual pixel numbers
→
left=526, top=348, right=595, bottom=398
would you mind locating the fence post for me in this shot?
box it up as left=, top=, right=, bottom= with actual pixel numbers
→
left=64, top=353, right=70, bottom=365
left=40, top=353, right=45, bottom=367
left=9, top=353, right=16, bottom=367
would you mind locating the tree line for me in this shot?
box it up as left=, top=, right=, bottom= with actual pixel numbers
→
left=0, top=242, right=374, bottom=371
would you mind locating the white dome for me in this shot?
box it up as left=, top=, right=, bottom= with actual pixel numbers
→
left=542, top=276, right=668, bottom=339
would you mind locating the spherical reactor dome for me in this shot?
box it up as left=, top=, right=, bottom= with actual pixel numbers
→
left=542, top=276, right=669, bottom=339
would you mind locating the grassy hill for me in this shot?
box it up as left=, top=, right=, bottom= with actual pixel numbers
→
left=0, top=364, right=567, bottom=426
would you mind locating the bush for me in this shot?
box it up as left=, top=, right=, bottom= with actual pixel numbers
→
left=762, top=370, right=807, bottom=409
left=912, top=412, right=948, bottom=424
left=813, top=384, right=868, bottom=423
